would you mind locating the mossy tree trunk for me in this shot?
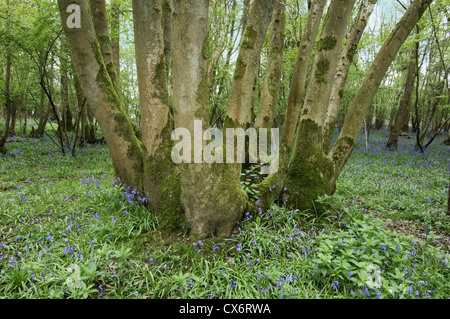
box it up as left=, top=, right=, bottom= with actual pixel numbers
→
left=225, top=0, right=275, bottom=126
left=258, top=0, right=327, bottom=207
left=58, top=0, right=144, bottom=191
left=58, top=0, right=433, bottom=236
left=254, top=0, right=286, bottom=131
left=280, top=0, right=327, bottom=150
left=171, top=0, right=248, bottom=237
left=89, top=0, right=119, bottom=92
left=110, top=0, right=120, bottom=84
left=260, top=0, right=432, bottom=214
left=224, top=0, right=277, bottom=225
left=132, top=0, right=183, bottom=232
left=162, top=0, right=172, bottom=85
left=283, top=0, right=356, bottom=211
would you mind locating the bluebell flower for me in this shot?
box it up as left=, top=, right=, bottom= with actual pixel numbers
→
left=408, top=285, right=413, bottom=294
left=364, top=285, right=370, bottom=297
left=331, top=280, right=339, bottom=290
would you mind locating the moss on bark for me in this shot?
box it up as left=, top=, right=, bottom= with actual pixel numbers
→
left=91, top=39, right=144, bottom=190
left=234, top=57, right=247, bottom=79
left=241, top=25, right=258, bottom=49
left=284, top=119, right=334, bottom=214
left=315, top=57, right=330, bottom=84
left=317, top=35, right=337, bottom=51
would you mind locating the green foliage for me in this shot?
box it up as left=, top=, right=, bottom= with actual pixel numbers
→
left=240, top=164, right=265, bottom=202
left=2, top=129, right=448, bottom=299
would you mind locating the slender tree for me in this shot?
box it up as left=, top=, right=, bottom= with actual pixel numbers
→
left=0, top=0, right=12, bottom=152
left=254, top=0, right=286, bottom=131
left=132, top=0, right=183, bottom=231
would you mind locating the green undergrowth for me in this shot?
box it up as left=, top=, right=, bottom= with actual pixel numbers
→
left=0, top=130, right=449, bottom=299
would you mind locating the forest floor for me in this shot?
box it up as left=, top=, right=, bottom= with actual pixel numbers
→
left=0, top=126, right=449, bottom=299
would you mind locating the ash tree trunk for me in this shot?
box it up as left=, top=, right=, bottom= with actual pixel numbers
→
left=254, top=0, right=286, bottom=131
left=1, top=0, right=12, bottom=151
left=132, top=0, right=183, bottom=232
left=170, top=0, right=247, bottom=237
left=258, top=0, right=327, bottom=206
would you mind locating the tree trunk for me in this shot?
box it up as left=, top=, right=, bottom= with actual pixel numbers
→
left=162, top=0, right=172, bottom=84
left=280, top=0, right=326, bottom=149
left=171, top=0, right=247, bottom=237
left=74, top=72, right=97, bottom=144
left=9, top=105, right=17, bottom=133
left=416, top=66, right=449, bottom=149
left=258, top=0, right=327, bottom=207
left=225, top=0, right=276, bottom=126
left=0, top=54, right=12, bottom=151
left=284, top=0, right=356, bottom=211
left=260, top=0, right=432, bottom=213
left=111, top=0, right=120, bottom=84
left=34, top=104, right=50, bottom=138
left=254, top=0, right=286, bottom=130
left=387, top=50, right=416, bottom=149
left=58, top=0, right=432, bottom=237
left=60, top=47, right=73, bottom=132
left=132, top=0, right=183, bottom=232
left=0, top=0, right=11, bottom=151
left=444, top=131, right=450, bottom=145
left=58, top=0, right=144, bottom=191
left=324, top=0, right=378, bottom=150
left=89, top=0, right=119, bottom=92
